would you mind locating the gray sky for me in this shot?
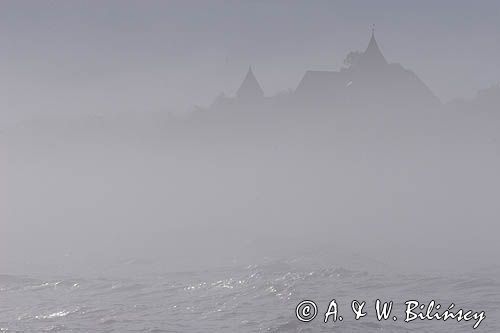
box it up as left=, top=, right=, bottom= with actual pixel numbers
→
left=1, top=0, right=499, bottom=121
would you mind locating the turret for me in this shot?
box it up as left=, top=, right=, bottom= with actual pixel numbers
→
left=236, top=66, right=264, bottom=102
left=357, top=27, right=388, bottom=70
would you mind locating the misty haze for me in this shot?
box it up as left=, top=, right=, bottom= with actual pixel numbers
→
left=1, top=1, right=500, bottom=332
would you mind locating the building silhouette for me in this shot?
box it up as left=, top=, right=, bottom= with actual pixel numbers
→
left=236, top=66, right=264, bottom=102
left=214, top=30, right=440, bottom=110
left=294, top=30, right=440, bottom=108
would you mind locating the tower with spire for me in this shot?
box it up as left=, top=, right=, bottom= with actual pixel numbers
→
left=293, top=27, right=439, bottom=107
left=357, top=27, right=388, bottom=70
left=236, top=66, right=264, bottom=102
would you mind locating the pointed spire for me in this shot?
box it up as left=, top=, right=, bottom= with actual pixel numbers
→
left=236, top=66, right=264, bottom=100
left=359, top=26, right=387, bottom=69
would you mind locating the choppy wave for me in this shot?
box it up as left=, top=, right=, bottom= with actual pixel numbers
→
left=0, top=258, right=499, bottom=332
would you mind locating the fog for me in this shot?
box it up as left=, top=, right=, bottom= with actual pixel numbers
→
left=2, top=5, right=500, bottom=331
left=2, top=0, right=500, bottom=126
left=1, top=0, right=500, bottom=298
left=2, top=99, right=500, bottom=277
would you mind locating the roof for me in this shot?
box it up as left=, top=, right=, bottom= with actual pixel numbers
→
left=236, top=67, right=264, bottom=100
left=358, top=31, right=388, bottom=69
left=295, top=70, right=349, bottom=97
